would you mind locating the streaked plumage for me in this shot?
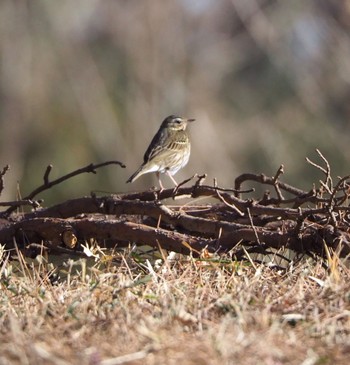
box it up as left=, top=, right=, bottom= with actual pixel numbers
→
left=126, top=115, right=195, bottom=189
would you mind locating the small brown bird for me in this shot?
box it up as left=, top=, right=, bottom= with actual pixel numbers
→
left=126, top=115, right=195, bottom=190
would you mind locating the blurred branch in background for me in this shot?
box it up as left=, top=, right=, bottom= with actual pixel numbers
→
left=0, top=0, right=350, bottom=205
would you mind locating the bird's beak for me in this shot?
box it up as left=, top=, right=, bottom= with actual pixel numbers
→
left=187, top=118, right=195, bottom=122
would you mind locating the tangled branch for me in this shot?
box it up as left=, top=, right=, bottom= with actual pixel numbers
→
left=0, top=154, right=349, bottom=262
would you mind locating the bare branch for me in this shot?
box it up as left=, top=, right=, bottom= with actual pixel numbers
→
left=272, top=164, right=285, bottom=201
left=316, top=149, right=333, bottom=190
left=1, top=157, right=350, bottom=261
left=43, top=164, right=53, bottom=185
left=305, top=157, right=327, bottom=175
left=4, top=161, right=125, bottom=216
left=0, top=199, right=43, bottom=208
left=234, top=172, right=308, bottom=199
left=247, top=208, right=261, bottom=245
left=0, top=165, right=10, bottom=196
left=215, top=189, right=245, bottom=217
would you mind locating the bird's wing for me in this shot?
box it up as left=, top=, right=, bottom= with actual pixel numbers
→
left=143, top=127, right=169, bottom=163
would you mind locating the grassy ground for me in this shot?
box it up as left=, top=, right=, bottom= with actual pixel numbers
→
left=0, top=246, right=349, bottom=365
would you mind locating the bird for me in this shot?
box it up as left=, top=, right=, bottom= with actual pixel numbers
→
left=126, top=115, right=195, bottom=190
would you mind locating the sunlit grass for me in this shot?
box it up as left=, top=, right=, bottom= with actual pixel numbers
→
left=0, top=243, right=349, bottom=364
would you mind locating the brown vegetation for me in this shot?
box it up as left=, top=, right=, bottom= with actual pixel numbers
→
left=0, top=246, right=349, bottom=364
left=0, top=157, right=350, bottom=364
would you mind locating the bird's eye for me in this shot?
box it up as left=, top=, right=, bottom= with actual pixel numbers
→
left=175, top=119, right=182, bottom=124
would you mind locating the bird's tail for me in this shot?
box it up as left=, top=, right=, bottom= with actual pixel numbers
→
left=126, top=166, right=144, bottom=183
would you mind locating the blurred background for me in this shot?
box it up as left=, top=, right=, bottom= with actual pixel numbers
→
left=1, top=0, right=350, bottom=207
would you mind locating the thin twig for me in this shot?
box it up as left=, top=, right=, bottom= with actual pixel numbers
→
left=328, top=174, right=350, bottom=208
left=316, top=149, right=333, bottom=190
left=173, top=173, right=198, bottom=196
left=305, top=157, right=327, bottom=175
left=216, top=189, right=245, bottom=217
left=272, top=164, right=284, bottom=183
left=4, top=161, right=125, bottom=216
left=242, top=245, right=258, bottom=271
left=234, top=172, right=307, bottom=198
left=43, top=164, right=53, bottom=185
left=272, top=164, right=285, bottom=201
left=0, top=165, right=10, bottom=196
left=0, top=199, right=43, bottom=208
left=28, top=161, right=125, bottom=200
left=319, top=180, right=332, bottom=196
left=201, top=185, right=253, bottom=195
left=247, top=207, right=261, bottom=245
left=194, top=174, right=207, bottom=187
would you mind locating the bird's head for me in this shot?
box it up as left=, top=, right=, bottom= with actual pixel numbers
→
left=161, top=115, right=195, bottom=131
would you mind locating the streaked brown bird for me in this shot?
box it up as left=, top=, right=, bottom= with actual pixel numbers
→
left=126, top=115, right=195, bottom=190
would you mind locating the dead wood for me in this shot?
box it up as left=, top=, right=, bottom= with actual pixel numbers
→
left=0, top=165, right=10, bottom=196
left=2, top=161, right=125, bottom=216
left=0, top=154, right=350, bottom=261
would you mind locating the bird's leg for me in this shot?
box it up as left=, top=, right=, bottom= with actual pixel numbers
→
left=166, top=171, right=178, bottom=187
left=157, top=172, right=164, bottom=193
left=166, top=171, right=181, bottom=197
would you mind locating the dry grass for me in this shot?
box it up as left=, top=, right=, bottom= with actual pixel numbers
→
left=0, top=246, right=349, bottom=365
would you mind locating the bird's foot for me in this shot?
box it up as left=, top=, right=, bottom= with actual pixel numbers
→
left=172, top=184, right=180, bottom=198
